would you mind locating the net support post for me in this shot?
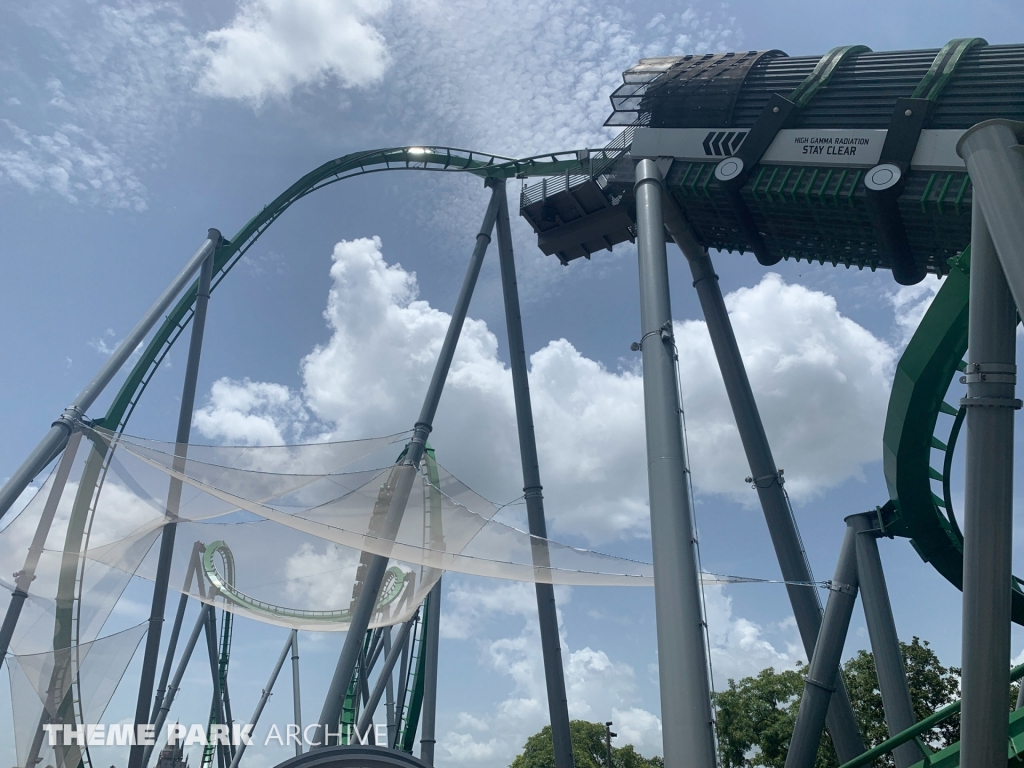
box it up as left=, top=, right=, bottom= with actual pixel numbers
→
left=358, top=615, right=417, bottom=737
left=850, top=512, right=921, bottom=768
left=292, top=631, right=303, bottom=756
left=228, top=631, right=295, bottom=768
left=419, top=581, right=442, bottom=765
left=129, top=247, right=217, bottom=768
left=314, top=183, right=501, bottom=746
left=659, top=187, right=866, bottom=762
left=633, top=159, right=716, bottom=768
left=143, top=604, right=214, bottom=768
left=0, top=230, right=221, bottom=524
left=958, top=194, right=1017, bottom=768
left=493, top=178, right=576, bottom=768
left=0, top=431, right=82, bottom=668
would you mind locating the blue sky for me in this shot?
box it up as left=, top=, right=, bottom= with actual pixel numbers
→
left=2, top=1, right=1024, bottom=766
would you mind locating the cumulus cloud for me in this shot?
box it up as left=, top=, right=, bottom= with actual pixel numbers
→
left=196, top=0, right=391, bottom=105
left=194, top=377, right=310, bottom=445
left=890, top=278, right=943, bottom=348
left=436, top=578, right=662, bottom=765
left=196, top=236, right=896, bottom=541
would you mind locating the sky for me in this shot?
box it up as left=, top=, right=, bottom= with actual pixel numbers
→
left=2, top=1, right=1024, bottom=766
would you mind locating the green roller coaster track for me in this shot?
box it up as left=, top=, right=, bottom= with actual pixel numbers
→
left=44, top=135, right=1022, bottom=767
left=49, top=144, right=615, bottom=768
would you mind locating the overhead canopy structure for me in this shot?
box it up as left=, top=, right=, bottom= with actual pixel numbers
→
left=520, top=41, right=1024, bottom=284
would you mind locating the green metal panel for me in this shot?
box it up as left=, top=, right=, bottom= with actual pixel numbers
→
left=912, top=38, right=988, bottom=102
left=790, top=45, right=872, bottom=108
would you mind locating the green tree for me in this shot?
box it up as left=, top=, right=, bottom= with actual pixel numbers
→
left=714, top=665, right=836, bottom=768
left=715, top=638, right=964, bottom=768
left=510, top=720, right=663, bottom=768
left=842, top=637, right=961, bottom=754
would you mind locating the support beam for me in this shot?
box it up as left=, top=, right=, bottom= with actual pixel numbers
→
left=143, top=604, right=213, bottom=768
left=384, top=628, right=397, bottom=749
left=292, top=631, right=303, bottom=756
left=228, top=631, right=295, bottom=768
left=358, top=616, right=417, bottom=736
left=660, top=189, right=865, bottom=762
left=633, top=159, right=716, bottom=768
left=130, top=248, right=216, bottom=768
left=958, top=120, right=1024, bottom=312
left=314, top=184, right=501, bottom=746
left=958, top=195, right=1017, bottom=768
left=419, top=582, right=442, bottom=765
left=494, top=179, right=575, bottom=768
left=850, top=512, right=921, bottom=768
left=786, top=523, right=859, bottom=768
left=0, top=431, right=82, bottom=667
left=0, top=230, right=221, bottom=522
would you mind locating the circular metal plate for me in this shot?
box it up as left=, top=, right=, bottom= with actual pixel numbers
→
left=865, top=163, right=902, bottom=191
left=714, top=156, right=744, bottom=182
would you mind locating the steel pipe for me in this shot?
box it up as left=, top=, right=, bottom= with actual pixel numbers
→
left=634, top=159, right=716, bottom=768
left=958, top=195, right=1017, bottom=768
left=661, top=188, right=865, bottom=762
left=0, top=231, right=221, bottom=523
left=314, top=185, right=501, bottom=745
left=494, top=179, right=575, bottom=768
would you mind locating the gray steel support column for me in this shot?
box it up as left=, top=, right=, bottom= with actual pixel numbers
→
left=419, top=581, right=442, bottom=765
left=228, top=631, right=295, bottom=768
left=958, top=121, right=1024, bottom=311
left=0, top=230, right=220, bottom=522
left=205, top=606, right=231, bottom=768
left=786, top=524, right=859, bottom=768
left=129, top=248, right=216, bottom=768
left=0, top=431, right=82, bottom=667
left=493, top=179, right=575, bottom=768
left=384, top=627, right=397, bottom=748
left=358, top=616, right=416, bottom=735
left=958, top=195, right=1017, bottom=768
left=314, top=184, right=501, bottom=746
left=850, top=512, right=921, bottom=768
left=292, top=631, right=303, bottom=756
left=661, top=190, right=865, bottom=762
left=633, top=159, right=716, bottom=768
left=143, top=604, right=212, bottom=768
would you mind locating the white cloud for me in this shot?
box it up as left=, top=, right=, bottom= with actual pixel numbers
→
left=0, top=120, right=147, bottom=210
left=436, top=578, right=659, bottom=766
left=196, top=0, right=391, bottom=105
left=890, top=278, right=943, bottom=348
left=197, top=237, right=896, bottom=542
left=193, top=377, right=310, bottom=446
left=677, top=274, right=896, bottom=501
left=3, top=1, right=195, bottom=209
left=702, top=585, right=803, bottom=685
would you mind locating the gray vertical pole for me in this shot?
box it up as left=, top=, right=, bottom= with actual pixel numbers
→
left=785, top=523, right=860, bottom=768
left=292, top=630, right=303, bottom=756
left=384, top=627, right=397, bottom=748
left=633, top=159, right=716, bottom=768
left=358, top=616, right=417, bottom=735
left=957, top=121, right=1024, bottom=311
left=958, top=195, right=1017, bottom=768
left=314, top=185, right=501, bottom=746
left=205, top=606, right=231, bottom=768
left=660, top=191, right=865, bottom=761
left=393, top=627, right=412, bottom=749
left=493, top=179, right=576, bottom=768
left=129, top=248, right=216, bottom=768
left=0, top=431, right=82, bottom=667
left=849, top=512, right=921, bottom=768
left=0, top=231, right=220, bottom=523
left=227, top=631, right=295, bottom=768
left=420, top=581, right=442, bottom=765
left=143, top=604, right=213, bottom=768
